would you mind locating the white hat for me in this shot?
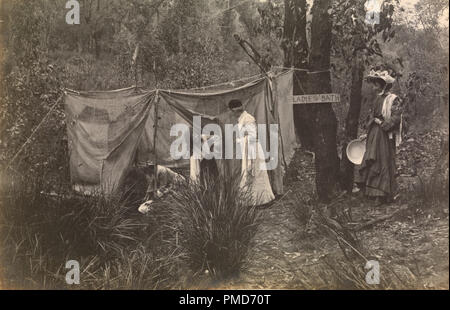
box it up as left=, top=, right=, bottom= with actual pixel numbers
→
left=346, top=139, right=366, bottom=165
left=366, top=69, right=395, bottom=84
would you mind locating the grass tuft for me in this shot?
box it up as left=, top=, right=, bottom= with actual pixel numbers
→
left=166, top=172, right=261, bottom=280
left=0, top=172, right=182, bottom=289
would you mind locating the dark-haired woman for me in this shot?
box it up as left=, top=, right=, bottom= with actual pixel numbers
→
left=355, top=70, right=403, bottom=204
left=226, top=99, right=275, bottom=206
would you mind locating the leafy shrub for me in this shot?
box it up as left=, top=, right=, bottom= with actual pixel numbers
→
left=413, top=173, right=449, bottom=209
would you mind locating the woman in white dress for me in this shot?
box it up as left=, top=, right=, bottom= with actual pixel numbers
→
left=227, top=99, right=275, bottom=206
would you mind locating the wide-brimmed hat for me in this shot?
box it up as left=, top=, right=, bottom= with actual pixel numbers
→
left=365, top=69, right=395, bottom=84
left=346, top=139, right=366, bottom=165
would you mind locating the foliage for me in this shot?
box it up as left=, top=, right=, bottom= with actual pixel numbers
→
left=0, top=173, right=183, bottom=289
left=0, top=0, right=285, bottom=182
left=167, top=172, right=261, bottom=280
left=0, top=0, right=448, bottom=289
left=409, top=137, right=449, bottom=209
left=329, top=0, right=397, bottom=139
left=330, top=0, right=448, bottom=137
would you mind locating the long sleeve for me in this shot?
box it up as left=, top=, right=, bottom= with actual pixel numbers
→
left=366, top=115, right=375, bottom=129
left=381, top=97, right=402, bottom=132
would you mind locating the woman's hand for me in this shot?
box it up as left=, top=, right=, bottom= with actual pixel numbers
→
left=374, top=118, right=383, bottom=125
left=359, top=134, right=367, bottom=140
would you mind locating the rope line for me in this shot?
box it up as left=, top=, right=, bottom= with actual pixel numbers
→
left=273, top=66, right=309, bottom=72
left=5, top=93, right=64, bottom=170
left=273, top=66, right=331, bottom=74
left=307, top=69, right=331, bottom=75
left=180, top=73, right=264, bottom=91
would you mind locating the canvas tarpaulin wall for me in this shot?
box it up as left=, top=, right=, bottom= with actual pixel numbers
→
left=64, top=70, right=296, bottom=195
left=64, top=87, right=156, bottom=194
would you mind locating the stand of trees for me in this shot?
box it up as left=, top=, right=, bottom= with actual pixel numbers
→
left=0, top=0, right=448, bottom=200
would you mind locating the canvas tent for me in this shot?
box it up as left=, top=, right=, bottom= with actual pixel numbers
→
left=64, top=70, right=297, bottom=195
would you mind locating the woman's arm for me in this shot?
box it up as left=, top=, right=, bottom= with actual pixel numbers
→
left=363, top=100, right=375, bottom=130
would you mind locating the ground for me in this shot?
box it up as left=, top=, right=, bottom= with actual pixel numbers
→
left=193, top=129, right=449, bottom=289
left=0, top=127, right=447, bottom=290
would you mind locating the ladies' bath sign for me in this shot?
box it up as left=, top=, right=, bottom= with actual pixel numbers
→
left=292, top=94, right=341, bottom=104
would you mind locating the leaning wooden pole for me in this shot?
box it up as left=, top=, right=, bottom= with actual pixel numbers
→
left=233, top=34, right=270, bottom=76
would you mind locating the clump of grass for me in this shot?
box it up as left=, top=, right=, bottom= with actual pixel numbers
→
left=412, top=174, right=449, bottom=209
left=0, top=172, right=181, bottom=289
left=318, top=255, right=413, bottom=289
left=290, top=191, right=415, bottom=289
left=166, top=172, right=261, bottom=280
left=292, top=191, right=314, bottom=227
left=406, top=140, right=449, bottom=209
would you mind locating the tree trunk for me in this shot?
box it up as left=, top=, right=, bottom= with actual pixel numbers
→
left=282, top=0, right=313, bottom=149
left=0, top=1, right=5, bottom=56
left=340, top=56, right=364, bottom=192
left=222, top=0, right=238, bottom=55
left=307, top=0, right=339, bottom=202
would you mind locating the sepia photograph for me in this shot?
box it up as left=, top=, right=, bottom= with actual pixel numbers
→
left=0, top=0, right=448, bottom=294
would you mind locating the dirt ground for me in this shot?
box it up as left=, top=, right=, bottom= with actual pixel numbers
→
left=209, top=131, right=449, bottom=290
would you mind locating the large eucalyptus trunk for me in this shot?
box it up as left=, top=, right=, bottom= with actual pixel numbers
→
left=282, top=0, right=314, bottom=149
left=340, top=56, right=364, bottom=192
left=282, top=0, right=339, bottom=201
left=307, top=0, right=339, bottom=201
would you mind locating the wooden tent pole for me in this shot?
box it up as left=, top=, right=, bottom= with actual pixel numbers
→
left=233, top=34, right=270, bottom=77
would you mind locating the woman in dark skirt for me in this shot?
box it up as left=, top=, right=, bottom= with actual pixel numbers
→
left=356, top=69, right=403, bottom=204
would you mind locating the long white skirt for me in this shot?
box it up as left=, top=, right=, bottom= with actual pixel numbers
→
left=240, top=136, right=275, bottom=206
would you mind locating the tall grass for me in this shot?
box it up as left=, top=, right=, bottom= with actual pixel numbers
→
left=411, top=174, right=449, bottom=209
left=0, top=169, right=262, bottom=288
left=0, top=172, right=182, bottom=289
left=166, top=172, right=262, bottom=280
left=291, top=191, right=415, bottom=289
